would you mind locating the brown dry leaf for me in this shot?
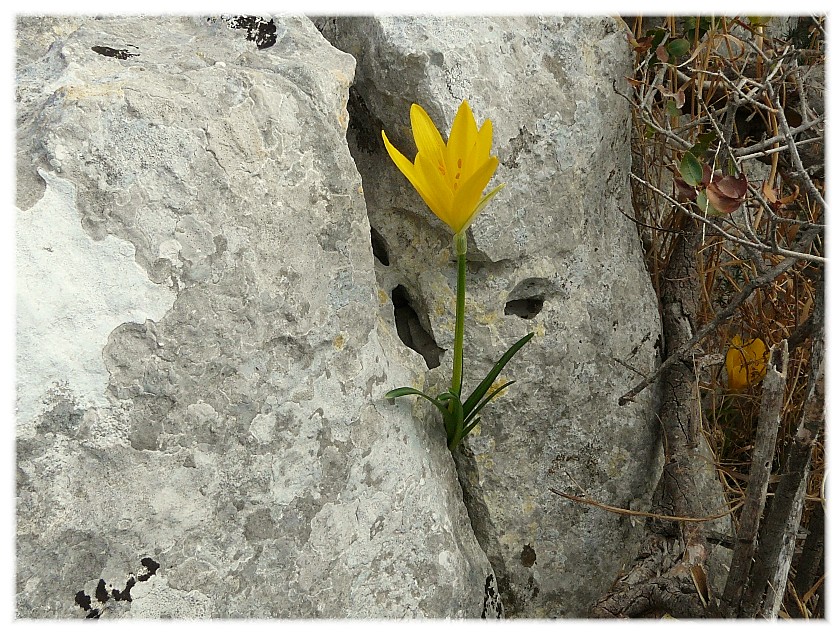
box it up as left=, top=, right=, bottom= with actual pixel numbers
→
left=715, top=173, right=748, bottom=199
left=799, top=295, right=814, bottom=324
left=780, top=183, right=800, bottom=205
left=706, top=173, right=748, bottom=214
left=690, top=564, right=710, bottom=607
left=706, top=185, right=742, bottom=214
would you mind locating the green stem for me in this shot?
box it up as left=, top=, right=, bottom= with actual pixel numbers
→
left=451, top=231, right=467, bottom=399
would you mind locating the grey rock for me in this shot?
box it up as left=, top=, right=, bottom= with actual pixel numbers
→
left=16, top=15, right=496, bottom=618
left=318, top=16, right=664, bottom=617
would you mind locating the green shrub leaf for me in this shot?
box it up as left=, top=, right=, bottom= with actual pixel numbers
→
left=680, top=152, right=704, bottom=186
left=666, top=38, right=690, bottom=58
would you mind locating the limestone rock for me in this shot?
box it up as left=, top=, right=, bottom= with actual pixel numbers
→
left=16, top=16, right=497, bottom=618
left=317, top=16, right=664, bottom=616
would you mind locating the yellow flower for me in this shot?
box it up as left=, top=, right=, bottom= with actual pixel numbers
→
left=726, top=335, right=769, bottom=392
left=382, top=100, right=504, bottom=235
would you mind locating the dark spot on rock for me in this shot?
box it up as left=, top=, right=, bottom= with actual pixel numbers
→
left=481, top=573, right=504, bottom=619
left=520, top=543, right=537, bottom=568
left=244, top=507, right=278, bottom=542
left=113, top=576, right=135, bottom=601
left=392, top=285, right=444, bottom=369
left=75, top=557, right=160, bottom=618
left=223, top=16, right=277, bottom=49
left=94, top=579, right=109, bottom=604
left=370, top=227, right=389, bottom=265
left=36, top=393, right=84, bottom=436
left=91, top=45, right=138, bottom=60
left=346, top=86, right=385, bottom=154
left=139, top=557, right=160, bottom=581
left=75, top=590, right=92, bottom=612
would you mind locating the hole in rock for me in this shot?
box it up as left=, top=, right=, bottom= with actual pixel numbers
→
left=370, top=227, right=390, bottom=265
left=505, top=296, right=544, bottom=319
left=392, top=285, right=444, bottom=369
left=505, top=277, right=551, bottom=320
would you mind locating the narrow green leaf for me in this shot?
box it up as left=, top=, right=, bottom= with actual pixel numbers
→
left=463, top=332, right=534, bottom=418
left=461, top=415, right=482, bottom=438
left=725, top=157, right=738, bottom=177
left=384, top=387, right=449, bottom=416
left=464, top=380, right=516, bottom=424
left=385, top=386, right=425, bottom=399
left=680, top=152, right=704, bottom=187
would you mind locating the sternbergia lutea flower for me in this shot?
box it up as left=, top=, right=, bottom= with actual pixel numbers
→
left=382, top=100, right=504, bottom=235
left=381, top=100, right=532, bottom=451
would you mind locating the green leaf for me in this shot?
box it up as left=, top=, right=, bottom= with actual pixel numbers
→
left=461, top=415, right=482, bottom=438
left=437, top=392, right=461, bottom=442
left=463, top=332, right=534, bottom=419
left=439, top=393, right=465, bottom=450
left=680, top=152, right=704, bottom=187
left=384, top=387, right=449, bottom=416
left=725, top=157, right=738, bottom=177
left=665, top=100, right=681, bottom=117
left=691, top=132, right=717, bottom=157
left=665, top=38, right=690, bottom=58
left=464, top=380, right=516, bottom=424
left=696, top=190, right=718, bottom=215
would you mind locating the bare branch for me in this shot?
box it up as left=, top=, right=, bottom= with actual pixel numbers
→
left=733, top=115, right=824, bottom=158
left=768, top=86, right=826, bottom=210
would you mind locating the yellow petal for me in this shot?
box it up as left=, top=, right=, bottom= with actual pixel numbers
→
left=472, top=120, right=493, bottom=167
left=446, top=101, right=479, bottom=187
left=383, top=130, right=445, bottom=220
left=416, top=152, right=454, bottom=227
left=383, top=130, right=416, bottom=179
left=453, top=156, right=499, bottom=225
left=461, top=119, right=492, bottom=179
left=410, top=104, right=447, bottom=175
left=458, top=183, right=505, bottom=234
left=383, top=130, right=425, bottom=193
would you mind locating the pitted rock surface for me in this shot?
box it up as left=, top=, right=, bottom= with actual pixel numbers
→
left=16, top=15, right=496, bottom=618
